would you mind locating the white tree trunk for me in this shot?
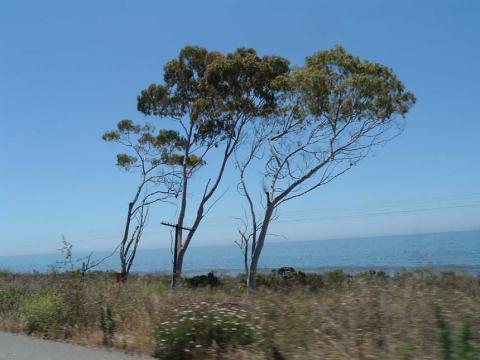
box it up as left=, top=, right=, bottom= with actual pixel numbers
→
left=247, top=202, right=275, bottom=289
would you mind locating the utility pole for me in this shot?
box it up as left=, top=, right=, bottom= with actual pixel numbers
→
left=161, top=221, right=193, bottom=287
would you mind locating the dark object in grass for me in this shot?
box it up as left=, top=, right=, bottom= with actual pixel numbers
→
left=185, top=271, right=222, bottom=288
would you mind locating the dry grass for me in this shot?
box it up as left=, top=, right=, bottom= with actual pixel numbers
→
left=0, top=270, right=479, bottom=359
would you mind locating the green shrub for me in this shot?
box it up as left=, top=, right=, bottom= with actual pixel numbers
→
left=399, top=343, right=414, bottom=360
left=357, top=270, right=389, bottom=282
left=324, top=269, right=350, bottom=288
left=303, top=273, right=325, bottom=291
left=434, top=304, right=480, bottom=360
left=185, top=272, right=222, bottom=288
left=254, top=273, right=281, bottom=288
left=253, top=267, right=309, bottom=289
left=153, top=302, right=260, bottom=359
left=453, top=315, right=479, bottom=360
left=100, top=304, right=116, bottom=346
left=273, top=267, right=306, bottom=283
left=21, top=293, right=74, bottom=338
left=0, top=286, right=26, bottom=313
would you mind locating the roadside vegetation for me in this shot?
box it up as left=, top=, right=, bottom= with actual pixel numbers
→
left=0, top=269, right=479, bottom=359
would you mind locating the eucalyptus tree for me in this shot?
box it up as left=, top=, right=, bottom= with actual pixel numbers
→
left=103, top=120, right=186, bottom=281
left=137, top=46, right=289, bottom=286
left=235, top=46, right=416, bottom=288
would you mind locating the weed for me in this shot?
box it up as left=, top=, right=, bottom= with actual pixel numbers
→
left=100, top=303, right=116, bottom=346
left=21, top=293, right=74, bottom=338
left=153, top=302, right=260, bottom=359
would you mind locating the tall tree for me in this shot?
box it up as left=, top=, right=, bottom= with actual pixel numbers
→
left=137, top=46, right=289, bottom=286
left=102, top=120, right=186, bottom=281
left=235, top=46, right=416, bottom=288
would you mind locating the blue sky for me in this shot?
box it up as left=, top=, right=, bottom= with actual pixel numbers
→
left=1, top=0, right=479, bottom=256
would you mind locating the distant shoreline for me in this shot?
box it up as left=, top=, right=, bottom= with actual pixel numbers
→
left=2, top=229, right=479, bottom=274
left=2, top=265, right=480, bottom=276
left=3, top=228, right=480, bottom=258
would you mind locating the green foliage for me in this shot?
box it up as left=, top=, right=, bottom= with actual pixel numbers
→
left=161, top=153, right=204, bottom=167
left=435, top=303, right=454, bottom=360
left=241, top=268, right=357, bottom=291
left=244, top=268, right=390, bottom=291
left=258, top=267, right=306, bottom=289
left=0, top=286, right=26, bottom=313
left=245, top=267, right=326, bottom=291
left=103, top=119, right=189, bottom=169
left=153, top=302, right=260, bottom=359
left=324, top=269, right=351, bottom=288
left=399, top=343, right=414, bottom=360
left=154, top=129, right=187, bottom=148
left=101, top=130, right=120, bottom=141
left=137, top=45, right=290, bottom=139
left=102, top=120, right=142, bottom=142
left=434, top=304, right=480, bottom=360
left=21, top=293, right=74, bottom=338
left=273, top=266, right=305, bottom=279
left=453, top=316, right=479, bottom=360
left=185, top=272, right=222, bottom=288
left=357, top=269, right=389, bottom=283
left=99, top=304, right=116, bottom=346
left=303, top=273, right=325, bottom=291
left=116, top=153, right=137, bottom=168
left=289, top=45, right=416, bottom=121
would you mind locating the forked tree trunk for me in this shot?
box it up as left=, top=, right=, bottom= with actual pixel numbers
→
left=171, top=139, right=232, bottom=288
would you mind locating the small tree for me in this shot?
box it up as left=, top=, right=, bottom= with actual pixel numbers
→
left=103, top=120, right=184, bottom=280
left=235, top=46, right=416, bottom=288
left=55, top=235, right=74, bottom=272
left=137, top=46, right=289, bottom=286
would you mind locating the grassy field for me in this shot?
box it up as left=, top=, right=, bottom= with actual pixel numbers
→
left=0, top=269, right=479, bottom=359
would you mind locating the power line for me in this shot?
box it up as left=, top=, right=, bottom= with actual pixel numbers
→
left=203, top=193, right=480, bottom=224
left=3, top=198, right=479, bottom=253
left=274, top=202, right=480, bottom=224
left=278, top=193, right=480, bottom=216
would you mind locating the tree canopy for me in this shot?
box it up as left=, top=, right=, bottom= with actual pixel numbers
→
left=137, top=45, right=290, bottom=145
left=135, top=45, right=290, bottom=286
left=234, top=46, right=416, bottom=288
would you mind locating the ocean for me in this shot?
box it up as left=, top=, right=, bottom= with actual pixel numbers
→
left=1, top=230, right=479, bottom=275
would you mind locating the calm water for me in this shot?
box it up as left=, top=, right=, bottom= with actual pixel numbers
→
left=1, top=230, right=480, bottom=274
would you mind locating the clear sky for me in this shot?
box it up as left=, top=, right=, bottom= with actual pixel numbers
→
left=1, top=0, right=479, bottom=256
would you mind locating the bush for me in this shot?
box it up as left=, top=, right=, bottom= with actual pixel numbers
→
left=356, top=270, right=389, bottom=286
left=100, top=304, right=116, bottom=346
left=434, top=304, right=480, bottom=360
left=185, top=272, right=222, bottom=288
left=21, top=293, right=74, bottom=338
left=273, top=267, right=306, bottom=282
left=253, top=267, right=308, bottom=289
left=303, top=273, right=325, bottom=291
left=153, top=302, right=260, bottom=359
left=324, top=269, right=350, bottom=288
left=0, top=286, right=26, bottom=313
